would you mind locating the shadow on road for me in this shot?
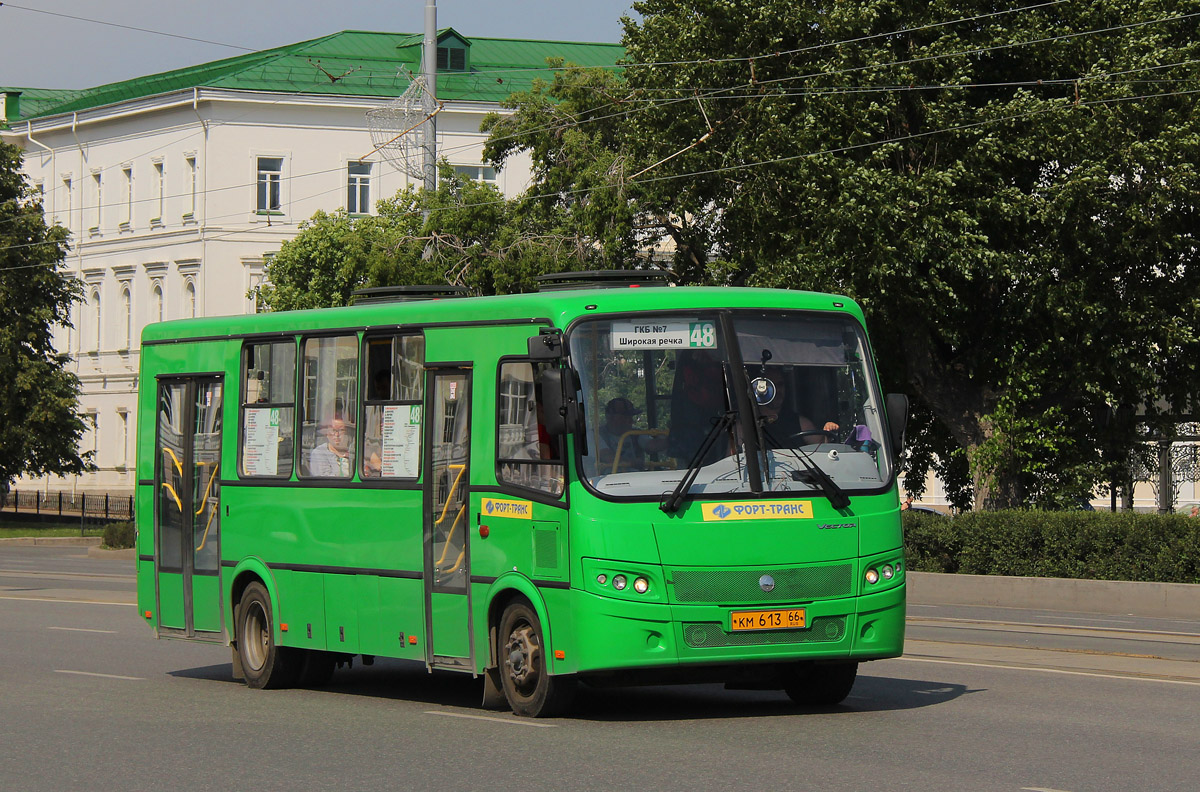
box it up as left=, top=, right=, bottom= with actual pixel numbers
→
left=168, top=658, right=980, bottom=720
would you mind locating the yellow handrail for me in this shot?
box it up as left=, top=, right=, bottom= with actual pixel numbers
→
left=160, top=482, right=182, bottom=512
left=435, top=505, right=465, bottom=568
left=194, top=463, right=218, bottom=516
left=162, top=447, right=183, bottom=477
left=610, top=429, right=668, bottom=474
left=434, top=464, right=466, bottom=525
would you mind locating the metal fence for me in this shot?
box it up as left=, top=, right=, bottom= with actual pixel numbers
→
left=1, top=490, right=134, bottom=522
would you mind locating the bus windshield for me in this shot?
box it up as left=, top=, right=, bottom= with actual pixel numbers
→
left=569, top=311, right=893, bottom=501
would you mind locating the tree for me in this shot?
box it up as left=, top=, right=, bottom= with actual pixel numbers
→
left=0, top=141, right=90, bottom=493
left=488, top=0, right=1200, bottom=509
left=255, top=163, right=598, bottom=311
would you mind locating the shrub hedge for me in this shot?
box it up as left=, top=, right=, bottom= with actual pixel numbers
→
left=902, top=510, right=1200, bottom=584
left=102, top=520, right=135, bottom=550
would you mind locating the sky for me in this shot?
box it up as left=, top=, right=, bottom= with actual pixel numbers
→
left=0, top=0, right=638, bottom=89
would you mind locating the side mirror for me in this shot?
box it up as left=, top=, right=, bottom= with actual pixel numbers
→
left=528, top=330, right=564, bottom=360
left=885, top=393, right=909, bottom=455
left=540, top=368, right=579, bottom=435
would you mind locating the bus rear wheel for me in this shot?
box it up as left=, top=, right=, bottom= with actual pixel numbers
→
left=236, top=581, right=299, bottom=689
left=784, top=661, right=858, bottom=706
left=497, top=602, right=575, bottom=717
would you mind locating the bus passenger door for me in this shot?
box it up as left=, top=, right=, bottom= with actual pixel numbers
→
left=154, top=377, right=224, bottom=639
left=423, top=368, right=473, bottom=670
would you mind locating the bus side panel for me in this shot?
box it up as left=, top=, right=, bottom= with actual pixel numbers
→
left=368, top=577, right=426, bottom=660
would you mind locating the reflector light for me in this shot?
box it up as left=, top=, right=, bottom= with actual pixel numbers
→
left=865, top=568, right=880, bottom=585
left=554, top=650, right=565, bottom=660
left=479, top=525, right=490, bottom=538
left=612, top=574, right=627, bottom=590
left=633, top=577, right=649, bottom=594
left=408, top=635, right=418, bottom=645
left=144, top=611, right=152, bottom=619
left=281, top=623, right=289, bottom=632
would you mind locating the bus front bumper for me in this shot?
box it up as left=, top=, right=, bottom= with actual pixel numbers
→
left=567, top=583, right=905, bottom=676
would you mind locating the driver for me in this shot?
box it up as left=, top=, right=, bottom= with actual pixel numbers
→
left=596, top=397, right=666, bottom=470
left=755, top=380, right=839, bottom=446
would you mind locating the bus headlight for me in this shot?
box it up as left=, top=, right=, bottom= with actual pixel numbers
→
left=881, top=564, right=895, bottom=580
left=633, top=577, right=649, bottom=594
left=865, top=568, right=880, bottom=585
left=612, top=574, right=627, bottom=591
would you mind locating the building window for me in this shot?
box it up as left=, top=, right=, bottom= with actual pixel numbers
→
left=256, top=157, right=283, bottom=213
left=90, top=289, right=101, bottom=352
left=90, top=172, right=102, bottom=231
left=185, top=281, right=196, bottom=318
left=437, top=46, right=466, bottom=71
left=120, top=166, right=133, bottom=228
left=62, top=177, right=72, bottom=227
left=185, top=156, right=197, bottom=217
left=453, top=164, right=497, bottom=184
left=152, top=162, right=165, bottom=223
left=347, top=161, right=372, bottom=214
left=118, top=411, right=129, bottom=468
left=152, top=282, right=164, bottom=323
left=120, top=285, right=132, bottom=350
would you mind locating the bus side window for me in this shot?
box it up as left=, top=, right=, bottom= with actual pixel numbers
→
left=298, top=335, right=359, bottom=479
left=496, top=360, right=564, bottom=497
left=361, top=333, right=424, bottom=479
left=239, top=340, right=296, bottom=478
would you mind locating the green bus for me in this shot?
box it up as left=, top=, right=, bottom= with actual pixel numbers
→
left=136, top=274, right=908, bottom=716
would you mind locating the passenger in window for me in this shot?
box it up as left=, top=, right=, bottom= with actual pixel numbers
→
left=309, top=416, right=354, bottom=477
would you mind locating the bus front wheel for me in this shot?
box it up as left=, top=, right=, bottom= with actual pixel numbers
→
left=236, top=581, right=298, bottom=689
left=784, top=661, right=858, bottom=706
left=497, top=602, right=575, bottom=717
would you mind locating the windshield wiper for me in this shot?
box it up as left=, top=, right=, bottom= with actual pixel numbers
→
left=761, top=427, right=851, bottom=511
left=660, top=410, right=736, bottom=513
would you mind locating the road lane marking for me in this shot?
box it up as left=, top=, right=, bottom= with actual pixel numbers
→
left=893, top=656, right=1200, bottom=686
left=55, top=670, right=143, bottom=681
left=48, top=626, right=118, bottom=634
left=425, top=711, right=557, bottom=728
left=0, top=595, right=135, bottom=606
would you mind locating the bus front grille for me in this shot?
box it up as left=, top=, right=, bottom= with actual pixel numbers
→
left=682, top=617, right=847, bottom=648
left=669, top=564, right=853, bottom=604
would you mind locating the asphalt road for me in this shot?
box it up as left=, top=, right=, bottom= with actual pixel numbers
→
left=2, top=546, right=1198, bottom=791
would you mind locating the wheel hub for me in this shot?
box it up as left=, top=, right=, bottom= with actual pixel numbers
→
left=504, top=624, right=539, bottom=689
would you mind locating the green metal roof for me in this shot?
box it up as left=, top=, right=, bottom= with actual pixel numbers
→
left=8, top=30, right=623, bottom=123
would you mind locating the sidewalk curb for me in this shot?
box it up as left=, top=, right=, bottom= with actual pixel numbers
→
left=0, top=536, right=102, bottom=547
left=909, top=571, right=1200, bottom=620
left=86, top=546, right=136, bottom=560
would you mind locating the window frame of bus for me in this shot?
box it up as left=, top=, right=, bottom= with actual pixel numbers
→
left=494, top=356, right=566, bottom=501
left=297, top=331, right=360, bottom=480
left=238, top=336, right=298, bottom=480
left=359, top=331, right=426, bottom=482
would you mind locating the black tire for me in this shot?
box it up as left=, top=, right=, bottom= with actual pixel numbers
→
left=784, top=661, right=859, bottom=706
left=236, top=581, right=299, bottom=689
left=296, top=650, right=337, bottom=688
left=497, top=601, right=575, bottom=717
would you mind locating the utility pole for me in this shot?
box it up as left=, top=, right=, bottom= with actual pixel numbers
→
left=422, top=0, right=438, bottom=196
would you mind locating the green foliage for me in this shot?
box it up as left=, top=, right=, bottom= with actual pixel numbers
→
left=903, top=510, right=1200, bottom=583
left=0, top=141, right=90, bottom=492
left=489, top=0, right=1200, bottom=509
left=255, top=163, right=604, bottom=311
left=102, top=520, right=135, bottom=549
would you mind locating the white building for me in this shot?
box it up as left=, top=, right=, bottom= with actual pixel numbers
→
left=2, top=29, right=622, bottom=495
